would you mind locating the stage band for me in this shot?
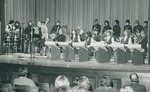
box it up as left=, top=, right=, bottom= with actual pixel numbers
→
left=4, top=19, right=148, bottom=60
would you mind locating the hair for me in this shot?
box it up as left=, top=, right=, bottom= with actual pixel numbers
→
left=41, top=21, right=45, bottom=24
left=125, top=19, right=130, bottom=24
left=86, top=31, right=92, bottom=38
left=129, top=73, right=139, bottom=83
left=57, top=86, right=71, bottom=92
left=144, top=21, right=148, bottom=25
left=94, top=19, right=98, bottom=22
left=9, top=20, right=14, bottom=24
left=78, top=76, right=90, bottom=91
left=135, top=20, right=139, bottom=24
left=104, top=20, right=109, bottom=25
left=123, top=86, right=134, bottom=92
left=55, top=75, right=70, bottom=89
left=100, top=75, right=113, bottom=87
left=19, top=67, right=28, bottom=77
left=115, top=20, right=119, bottom=25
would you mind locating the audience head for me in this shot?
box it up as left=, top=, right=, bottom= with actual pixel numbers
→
left=125, top=19, right=130, bottom=25
left=144, top=21, right=148, bottom=26
left=9, top=20, right=15, bottom=25
left=129, top=73, right=139, bottom=84
left=100, top=75, right=112, bottom=87
left=18, top=67, right=29, bottom=77
left=104, top=20, right=109, bottom=26
left=55, top=75, right=70, bottom=89
left=57, top=86, right=71, bottom=92
left=78, top=76, right=90, bottom=91
left=114, top=20, right=119, bottom=25
left=123, top=86, right=134, bottom=92
left=56, top=20, right=60, bottom=25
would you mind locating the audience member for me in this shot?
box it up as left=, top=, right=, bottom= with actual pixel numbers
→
left=125, top=73, right=146, bottom=92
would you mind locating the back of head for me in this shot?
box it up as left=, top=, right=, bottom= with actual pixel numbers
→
left=124, top=86, right=134, bottom=92
left=55, top=75, right=70, bottom=89
left=100, top=75, right=112, bottom=87
left=129, top=73, right=139, bottom=83
left=78, top=76, right=90, bottom=91
left=57, top=86, right=71, bottom=92
left=19, top=67, right=28, bottom=77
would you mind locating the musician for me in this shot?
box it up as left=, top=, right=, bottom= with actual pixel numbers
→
left=92, top=19, right=101, bottom=35
left=23, top=21, right=33, bottom=53
left=71, top=29, right=78, bottom=42
left=133, top=20, right=144, bottom=35
left=143, top=21, right=148, bottom=33
left=93, top=30, right=101, bottom=42
left=124, top=19, right=132, bottom=34
left=113, top=20, right=121, bottom=40
left=4, top=20, right=15, bottom=53
left=14, top=21, right=22, bottom=52
left=120, top=30, right=133, bottom=44
left=50, top=20, right=61, bottom=40
left=102, top=20, right=112, bottom=35
left=137, top=30, right=148, bottom=56
left=54, top=28, right=66, bottom=42
left=103, top=30, right=114, bottom=45
left=78, top=28, right=87, bottom=42
left=33, top=21, right=42, bottom=53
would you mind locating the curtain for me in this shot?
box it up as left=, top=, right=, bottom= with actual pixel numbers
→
left=5, top=0, right=149, bottom=35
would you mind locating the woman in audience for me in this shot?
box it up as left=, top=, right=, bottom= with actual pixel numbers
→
left=13, top=67, right=39, bottom=92
left=93, top=75, right=118, bottom=92
left=72, top=76, right=91, bottom=92
left=55, top=75, right=70, bottom=89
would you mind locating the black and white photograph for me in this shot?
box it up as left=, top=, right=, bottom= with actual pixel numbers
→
left=0, top=0, right=150, bottom=92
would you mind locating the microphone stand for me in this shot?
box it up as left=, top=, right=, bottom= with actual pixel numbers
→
left=28, top=25, right=36, bottom=65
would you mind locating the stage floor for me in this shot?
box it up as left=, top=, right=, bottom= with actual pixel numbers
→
left=0, top=53, right=149, bottom=72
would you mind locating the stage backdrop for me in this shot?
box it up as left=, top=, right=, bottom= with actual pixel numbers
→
left=5, top=0, right=149, bottom=35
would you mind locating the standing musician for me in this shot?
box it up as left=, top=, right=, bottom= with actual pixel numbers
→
left=92, top=19, right=101, bottom=35
left=113, top=20, right=121, bottom=41
left=124, top=19, right=132, bottom=34
left=40, top=19, right=49, bottom=56
left=50, top=20, right=61, bottom=40
left=23, top=21, right=33, bottom=53
left=14, top=21, right=22, bottom=52
left=4, top=20, right=15, bottom=53
left=133, top=20, right=144, bottom=35
left=102, top=20, right=112, bottom=35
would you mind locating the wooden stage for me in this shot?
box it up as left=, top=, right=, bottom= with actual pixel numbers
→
left=0, top=53, right=149, bottom=73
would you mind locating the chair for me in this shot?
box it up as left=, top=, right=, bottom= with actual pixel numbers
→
left=2, top=84, right=13, bottom=92
left=39, top=83, right=50, bottom=92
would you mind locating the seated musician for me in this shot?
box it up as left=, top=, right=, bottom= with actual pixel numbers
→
left=93, top=30, right=101, bottom=42
left=71, top=29, right=78, bottom=42
left=103, top=30, right=114, bottom=45
left=54, top=28, right=66, bottom=42
left=78, top=28, right=87, bottom=42
left=137, top=30, right=148, bottom=57
left=120, top=30, right=133, bottom=45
